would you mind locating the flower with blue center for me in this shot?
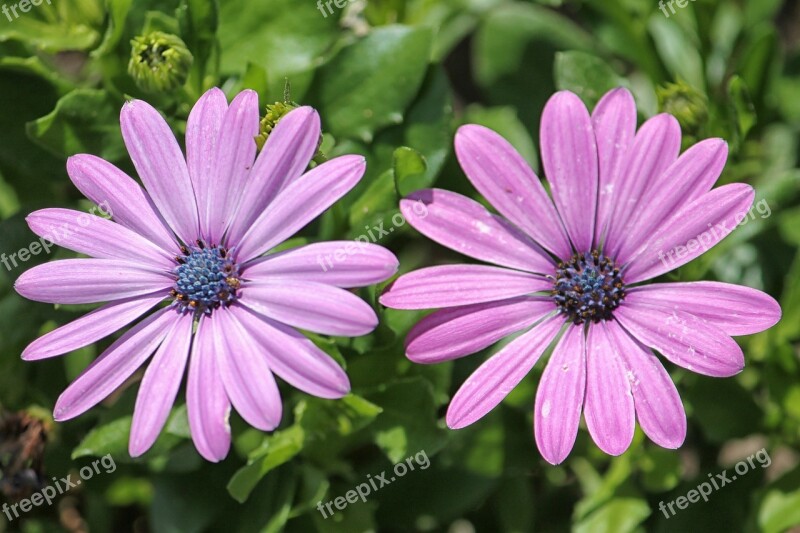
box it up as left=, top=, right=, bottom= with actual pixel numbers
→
left=15, top=88, right=398, bottom=462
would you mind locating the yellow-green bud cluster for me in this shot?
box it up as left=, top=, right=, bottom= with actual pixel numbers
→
left=128, top=31, right=193, bottom=94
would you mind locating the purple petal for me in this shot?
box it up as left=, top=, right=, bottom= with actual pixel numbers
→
left=627, top=282, right=781, bottom=336
left=623, top=183, right=755, bottom=282
left=187, top=316, right=231, bottom=462
left=379, top=264, right=551, bottom=310
left=584, top=322, right=635, bottom=456
left=236, top=155, right=365, bottom=263
left=540, top=91, right=598, bottom=252
left=204, top=90, right=260, bottom=243
left=129, top=313, right=193, bottom=457
left=615, top=139, right=728, bottom=263
left=605, top=319, right=686, bottom=448
left=243, top=241, right=398, bottom=288
left=592, top=88, right=637, bottom=245
left=120, top=99, right=199, bottom=244
left=400, top=189, right=554, bottom=274
left=186, top=87, right=228, bottom=239
left=22, top=292, right=167, bottom=360
left=603, top=114, right=681, bottom=256
left=455, top=124, right=571, bottom=257
left=241, top=279, right=378, bottom=337
left=27, top=208, right=174, bottom=268
left=230, top=305, right=349, bottom=399
left=66, top=155, right=177, bottom=251
left=53, top=308, right=176, bottom=421
left=534, top=324, right=586, bottom=465
left=212, top=309, right=282, bottom=431
left=16, top=259, right=173, bottom=304
left=407, top=297, right=555, bottom=364
left=227, top=107, right=321, bottom=244
left=446, top=316, right=563, bottom=429
left=615, top=302, right=744, bottom=377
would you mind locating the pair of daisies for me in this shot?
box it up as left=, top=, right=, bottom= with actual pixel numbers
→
left=15, top=87, right=780, bottom=464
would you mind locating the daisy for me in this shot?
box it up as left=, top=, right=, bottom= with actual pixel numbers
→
left=15, top=88, right=398, bottom=462
left=380, top=88, right=781, bottom=464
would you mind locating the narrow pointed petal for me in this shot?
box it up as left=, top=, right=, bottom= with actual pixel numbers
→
left=446, top=317, right=563, bottom=429
left=236, top=155, right=365, bottom=263
left=186, top=87, right=228, bottom=238
left=27, top=208, right=174, bottom=268
left=215, top=310, right=282, bottom=431
left=205, top=90, right=260, bottom=243
left=407, top=297, right=555, bottom=364
left=15, top=259, right=173, bottom=304
left=242, top=279, right=378, bottom=337
left=187, top=317, right=232, bottom=462
left=623, top=183, right=755, bottom=282
left=627, top=282, right=781, bottom=336
left=53, top=308, right=176, bottom=421
left=603, top=114, right=681, bottom=256
left=455, top=124, right=571, bottom=257
left=23, top=292, right=167, bottom=360
left=120, top=99, right=199, bottom=243
left=232, top=305, right=349, bottom=399
left=592, top=88, right=637, bottom=245
left=129, top=313, right=193, bottom=457
left=534, top=324, right=586, bottom=465
left=606, top=320, right=686, bottom=448
left=227, top=107, right=321, bottom=244
left=540, top=91, right=598, bottom=252
left=243, top=242, right=398, bottom=288
left=584, top=322, right=635, bottom=456
left=400, top=189, right=554, bottom=274
left=379, top=265, right=551, bottom=310
left=66, top=155, right=177, bottom=250
left=615, top=303, right=745, bottom=377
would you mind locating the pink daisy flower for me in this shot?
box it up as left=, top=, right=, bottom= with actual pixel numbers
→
left=15, top=88, right=398, bottom=462
left=380, top=88, right=781, bottom=464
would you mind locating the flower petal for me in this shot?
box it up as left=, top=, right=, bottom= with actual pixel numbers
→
left=22, top=292, right=167, bottom=361
left=66, top=155, right=177, bottom=250
left=16, top=259, right=173, bottom=304
left=230, top=305, right=349, bottom=399
left=226, top=106, right=321, bottom=244
left=241, top=279, right=378, bottom=337
left=400, top=189, right=554, bottom=274
left=236, top=155, right=365, bottom=263
left=627, top=281, right=781, bottom=336
left=455, top=124, right=571, bottom=257
left=407, top=297, right=555, bottom=364
left=615, top=302, right=744, bottom=377
left=534, top=324, right=586, bottom=465
left=186, top=87, right=228, bottom=239
left=592, top=88, right=637, bottom=245
left=120, top=99, right=199, bottom=243
left=446, top=316, right=563, bottom=429
left=53, top=308, right=176, bottom=421
left=623, top=183, right=755, bottom=282
left=129, top=313, right=193, bottom=457
left=27, top=208, right=174, bottom=268
left=379, top=264, right=551, bottom=310
left=584, top=322, right=635, bottom=456
left=605, top=319, right=686, bottom=448
left=243, top=241, right=398, bottom=288
left=540, top=91, right=598, bottom=252
left=187, top=316, right=232, bottom=462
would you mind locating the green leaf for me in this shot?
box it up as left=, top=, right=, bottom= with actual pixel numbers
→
left=759, top=488, right=800, bottom=533
left=574, top=498, right=650, bottom=533
left=555, top=51, right=625, bottom=109
left=0, top=2, right=100, bottom=52
left=648, top=16, right=705, bottom=89
left=392, top=146, right=427, bottom=197
left=72, top=416, right=132, bottom=459
left=92, top=0, right=134, bottom=57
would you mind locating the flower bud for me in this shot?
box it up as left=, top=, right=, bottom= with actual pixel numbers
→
left=128, top=31, right=193, bottom=93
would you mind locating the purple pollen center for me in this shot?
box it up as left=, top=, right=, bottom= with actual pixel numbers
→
left=551, top=250, right=625, bottom=325
left=171, top=241, right=240, bottom=315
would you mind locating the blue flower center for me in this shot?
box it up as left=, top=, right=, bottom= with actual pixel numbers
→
left=171, top=242, right=240, bottom=315
left=552, top=251, right=625, bottom=324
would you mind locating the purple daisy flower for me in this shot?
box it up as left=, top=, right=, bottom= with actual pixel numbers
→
left=15, top=88, right=398, bottom=462
left=380, top=88, right=781, bottom=464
